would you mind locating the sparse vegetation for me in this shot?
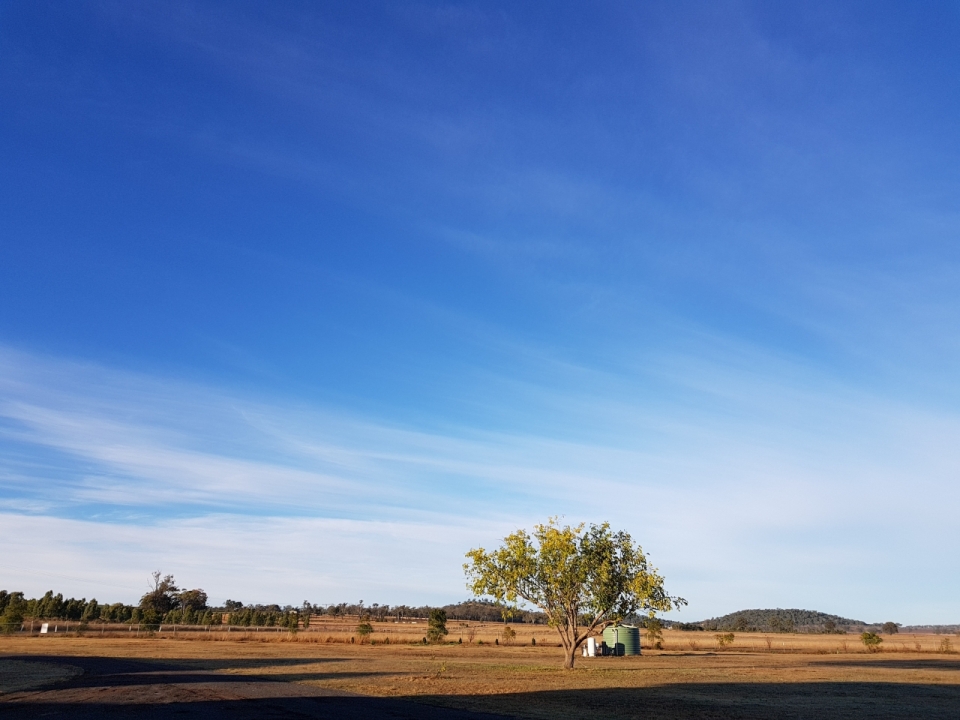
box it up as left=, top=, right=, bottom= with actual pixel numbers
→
left=861, top=632, right=883, bottom=651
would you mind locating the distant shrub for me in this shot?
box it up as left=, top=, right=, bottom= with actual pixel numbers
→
left=427, top=609, right=448, bottom=643
left=938, top=638, right=954, bottom=654
left=501, top=626, right=516, bottom=645
left=881, top=622, right=899, bottom=635
left=715, top=633, right=734, bottom=648
left=861, top=632, right=883, bottom=651
left=356, top=622, right=373, bottom=642
left=645, top=618, right=664, bottom=649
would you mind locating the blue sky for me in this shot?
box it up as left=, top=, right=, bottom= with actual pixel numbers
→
left=1, top=1, right=959, bottom=622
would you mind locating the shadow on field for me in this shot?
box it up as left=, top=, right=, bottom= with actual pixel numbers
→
left=1, top=697, right=510, bottom=720
left=2, top=654, right=384, bottom=686
left=415, top=682, right=960, bottom=720
left=813, top=658, right=960, bottom=672
left=0, top=655, right=509, bottom=719
left=5, top=655, right=960, bottom=719
left=177, top=656, right=352, bottom=668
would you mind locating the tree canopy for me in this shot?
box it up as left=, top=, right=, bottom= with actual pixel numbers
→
left=139, top=572, right=180, bottom=620
left=464, top=518, right=683, bottom=668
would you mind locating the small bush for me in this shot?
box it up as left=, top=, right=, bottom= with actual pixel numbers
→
left=938, top=638, right=954, bottom=654
left=645, top=618, right=664, bottom=650
left=861, top=632, right=883, bottom=651
left=501, top=626, right=516, bottom=645
left=356, top=622, right=373, bottom=643
left=715, top=633, right=734, bottom=648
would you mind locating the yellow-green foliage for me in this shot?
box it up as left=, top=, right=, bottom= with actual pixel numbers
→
left=464, top=518, right=683, bottom=668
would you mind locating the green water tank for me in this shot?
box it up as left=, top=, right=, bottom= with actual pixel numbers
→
left=602, top=624, right=641, bottom=656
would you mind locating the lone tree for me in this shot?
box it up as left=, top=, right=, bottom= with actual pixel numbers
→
left=427, top=608, right=448, bottom=643
left=464, top=518, right=684, bottom=669
left=139, top=572, right=180, bottom=623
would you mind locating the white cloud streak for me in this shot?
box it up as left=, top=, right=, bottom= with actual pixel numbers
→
left=1, top=345, right=958, bottom=622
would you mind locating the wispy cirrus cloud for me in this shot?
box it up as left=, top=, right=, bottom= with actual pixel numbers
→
left=2, top=343, right=959, bottom=620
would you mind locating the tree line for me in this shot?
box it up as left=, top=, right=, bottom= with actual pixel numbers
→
left=0, top=573, right=296, bottom=630
left=306, top=598, right=548, bottom=624
left=0, top=574, right=547, bottom=632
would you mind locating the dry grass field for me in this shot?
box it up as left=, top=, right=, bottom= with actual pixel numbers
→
left=3, top=626, right=960, bottom=718
left=17, top=616, right=958, bottom=654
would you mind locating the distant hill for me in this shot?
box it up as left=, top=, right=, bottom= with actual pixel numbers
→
left=900, top=625, right=960, bottom=634
left=690, top=608, right=868, bottom=633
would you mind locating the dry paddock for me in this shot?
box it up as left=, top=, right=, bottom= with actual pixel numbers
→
left=12, top=620, right=958, bottom=653
left=2, top=631, right=960, bottom=719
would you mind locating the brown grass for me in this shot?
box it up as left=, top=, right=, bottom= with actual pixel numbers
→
left=3, top=629, right=960, bottom=718
left=20, top=618, right=958, bottom=654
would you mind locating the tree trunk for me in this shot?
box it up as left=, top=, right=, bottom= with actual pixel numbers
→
left=563, top=643, right=577, bottom=669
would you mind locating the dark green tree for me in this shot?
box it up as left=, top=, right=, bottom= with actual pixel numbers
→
left=140, top=572, right=180, bottom=617
left=0, top=592, right=25, bottom=633
left=427, top=608, right=448, bottom=643
left=81, top=599, right=100, bottom=622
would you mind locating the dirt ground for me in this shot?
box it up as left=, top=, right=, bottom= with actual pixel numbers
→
left=2, top=634, right=960, bottom=719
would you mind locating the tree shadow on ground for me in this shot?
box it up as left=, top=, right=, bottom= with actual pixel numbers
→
left=0, top=696, right=511, bottom=719
left=416, top=681, right=960, bottom=720
left=5, top=681, right=960, bottom=720
left=811, top=658, right=960, bottom=671
left=5, top=655, right=960, bottom=720
left=157, top=656, right=354, bottom=671
left=0, top=654, right=386, bottom=687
